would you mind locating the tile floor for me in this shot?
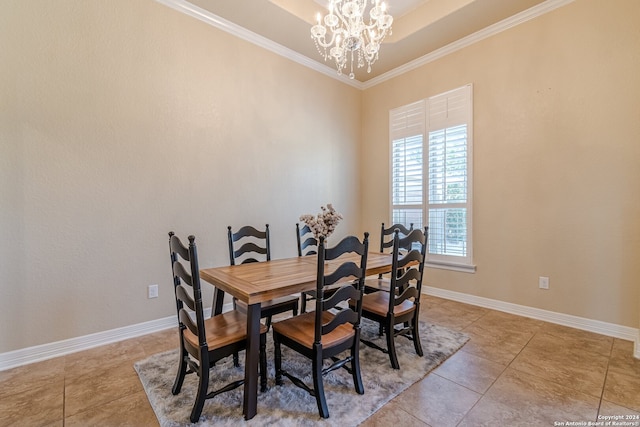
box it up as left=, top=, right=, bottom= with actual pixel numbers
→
left=1, top=295, right=639, bottom=426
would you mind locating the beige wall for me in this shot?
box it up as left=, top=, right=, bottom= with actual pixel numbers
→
left=362, top=0, right=640, bottom=328
left=1, top=0, right=639, bottom=355
left=0, top=0, right=361, bottom=352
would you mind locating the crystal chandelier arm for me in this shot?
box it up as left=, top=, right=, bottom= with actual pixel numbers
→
left=362, top=22, right=381, bottom=40
left=313, top=31, right=339, bottom=49
left=311, top=15, right=341, bottom=49
left=334, top=13, right=351, bottom=30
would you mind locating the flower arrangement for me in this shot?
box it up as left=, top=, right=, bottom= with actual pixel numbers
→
left=300, top=204, right=343, bottom=240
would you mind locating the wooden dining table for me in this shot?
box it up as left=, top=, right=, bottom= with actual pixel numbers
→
left=199, top=251, right=394, bottom=420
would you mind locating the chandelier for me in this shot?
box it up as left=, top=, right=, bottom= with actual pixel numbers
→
left=311, top=0, right=393, bottom=79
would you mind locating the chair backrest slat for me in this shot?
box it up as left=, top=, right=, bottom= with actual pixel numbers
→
left=322, top=308, right=358, bottom=336
left=178, top=304, right=198, bottom=337
left=172, top=262, right=193, bottom=287
left=176, top=284, right=195, bottom=312
left=321, top=284, right=359, bottom=312
left=323, top=262, right=362, bottom=287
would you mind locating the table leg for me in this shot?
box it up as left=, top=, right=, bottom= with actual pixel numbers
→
left=243, top=302, right=261, bottom=420
left=212, top=288, right=225, bottom=316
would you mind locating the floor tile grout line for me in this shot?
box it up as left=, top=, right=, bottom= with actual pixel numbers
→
left=595, top=338, right=616, bottom=422
left=62, top=370, right=66, bottom=426
left=431, top=350, right=509, bottom=396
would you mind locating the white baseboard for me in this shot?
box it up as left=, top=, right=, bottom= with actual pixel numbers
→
left=0, top=316, right=174, bottom=372
left=424, top=286, right=640, bottom=358
left=0, top=305, right=234, bottom=372
left=2, top=293, right=638, bottom=372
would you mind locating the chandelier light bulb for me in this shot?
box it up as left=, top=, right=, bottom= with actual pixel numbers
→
left=310, top=0, right=393, bottom=79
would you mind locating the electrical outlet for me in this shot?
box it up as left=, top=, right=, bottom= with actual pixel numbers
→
left=148, top=284, right=159, bottom=298
left=539, top=276, right=549, bottom=290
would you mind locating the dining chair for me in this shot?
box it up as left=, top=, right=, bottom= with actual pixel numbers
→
left=228, top=224, right=299, bottom=329
left=168, top=232, right=267, bottom=423
left=272, top=233, right=369, bottom=419
left=356, top=227, right=428, bottom=370
left=296, top=223, right=318, bottom=313
left=363, top=222, right=413, bottom=293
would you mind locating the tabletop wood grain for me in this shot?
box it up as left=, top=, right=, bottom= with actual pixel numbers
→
left=200, top=252, right=393, bottom=305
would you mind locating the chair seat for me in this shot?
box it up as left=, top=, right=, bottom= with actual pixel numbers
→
left=361, top=291, right=415, bottom=318
left=273, top=311, right=355, bottom=350
left=236, top=295, right=299, bottom=316
left=363, top=277, right=390, bottom=292
left=183, top=310, right=268, bottom=350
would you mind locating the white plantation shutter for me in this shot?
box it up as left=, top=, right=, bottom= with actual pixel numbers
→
left=389, top=85, right=474, bottom=272
left=390, top=101, right=425, bottom=228
left=426, top=85, right=473, bottom=266
left=428, top=88, right=468, bottom=129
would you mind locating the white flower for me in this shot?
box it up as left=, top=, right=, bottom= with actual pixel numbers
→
left=300, top=204, right=343, bottom=239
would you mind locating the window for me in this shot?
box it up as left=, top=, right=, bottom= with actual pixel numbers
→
left=390, top=84, right=474, bottom=272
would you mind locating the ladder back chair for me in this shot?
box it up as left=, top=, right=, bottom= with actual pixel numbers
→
left=168, top=232, right=267, bottom=423
left=228, top=224, right=299, bottom=329
left=364, top=222, right=413, bottom=293
left=272, top=233, right=369, bottom=418
left=357, top=227, right=428, bottom=369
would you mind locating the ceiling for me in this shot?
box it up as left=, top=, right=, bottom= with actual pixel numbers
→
left=180, top=0, right=550, bottom=83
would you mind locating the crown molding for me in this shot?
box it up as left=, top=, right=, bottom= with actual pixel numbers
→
left=362, top=0, right=575, bottom=88
left=157, top=0, right=573, bottom=90
left=154, top=0, right=364, bottom=89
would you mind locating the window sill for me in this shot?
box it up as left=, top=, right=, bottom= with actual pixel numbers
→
left=425, top=260, right=476, bottom=273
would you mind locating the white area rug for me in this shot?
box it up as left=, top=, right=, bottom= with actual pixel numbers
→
left=134, top=319, right=468, bottom=426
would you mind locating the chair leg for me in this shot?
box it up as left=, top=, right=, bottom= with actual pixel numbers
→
left=386, top=318, right=400, bottom=370
left=265, top=316, right=272, bottom=331
left=301, top=293, right=307, bottom=313
left=412, top=315, right=423, bottom=357
left=260, top=333, right=268, bottom=392
left=233, top=352, right=239, bottom=367
left=312, top=350, right=329, bottom=419
left=190, top=362, right=209, bottom=423
left=351, top=334, right=364, bottom=395
left=274, top=334, right=283, bottom=386
left=172, top=348, right=188, bottom=395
